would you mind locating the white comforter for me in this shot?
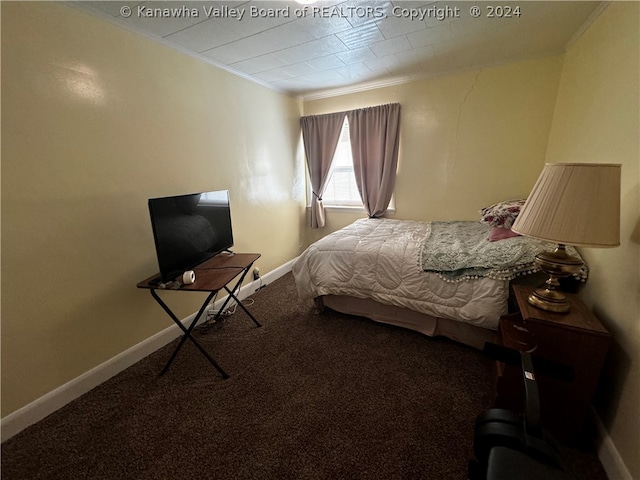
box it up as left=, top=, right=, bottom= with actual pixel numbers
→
left=292, top=218, right=508, bottom=330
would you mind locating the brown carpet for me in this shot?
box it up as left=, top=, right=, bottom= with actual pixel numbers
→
left=2, top=273, right=607, bottom=479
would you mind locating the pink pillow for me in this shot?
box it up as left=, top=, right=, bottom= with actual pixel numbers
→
left=489, top=227, right=520, bottom=242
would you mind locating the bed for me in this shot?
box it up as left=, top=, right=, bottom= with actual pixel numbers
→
left=291, top=217, right=587, bottom=349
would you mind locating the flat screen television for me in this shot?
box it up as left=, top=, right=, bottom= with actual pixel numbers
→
left=148, top=190, right=234, bottom=282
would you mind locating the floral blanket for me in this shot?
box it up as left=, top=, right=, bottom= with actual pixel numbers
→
left=420, top=221, right=588, bottom=283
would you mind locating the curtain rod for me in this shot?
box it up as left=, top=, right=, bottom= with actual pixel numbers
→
left=300, top=102, right=401, bottom=120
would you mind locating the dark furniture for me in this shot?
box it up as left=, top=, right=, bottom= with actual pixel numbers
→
left=494, top=285, right=610, bottom=442
left=137, top=252, right=261, bottom=379
left=471, top=347, right=570, bottom=479
left=485, top=447, right=572, bottom=480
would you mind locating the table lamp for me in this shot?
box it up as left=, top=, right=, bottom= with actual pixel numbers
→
left=511, top=163, right=621, bottom=313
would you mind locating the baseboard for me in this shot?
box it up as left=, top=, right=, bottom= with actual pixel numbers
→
left=1, top=258, right=297, bottom=443
left=592, top=409, right=633, bottom=480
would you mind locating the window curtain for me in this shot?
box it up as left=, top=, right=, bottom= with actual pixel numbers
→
left=300, top=112, right=346, bottom=228
left=346, top=103, right=401, bottom=218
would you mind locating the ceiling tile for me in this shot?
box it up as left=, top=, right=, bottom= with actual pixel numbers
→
left=406, top=22, right=451, bottom=48
left=335, top=46, right=378, bottom=65
left=336, top=22, right=386, bottom=49
left=122, top=2, right=208, bottom=37
left=202, top=20, right=317, bottom=63
left=164, top=18, right=242, bottom=52
left=375, top=15, right=428, bottom=39
left=305, top=55, right=347, bottom=71
left=369, top=35, right=412, bottom=57
left=279, top=62, right=318, bottom=77
left=295, top=10, right=354, bottom=38
left=394, top=44, right=434, bottom=66
left=71, top=0, right=604, bottom=97
left=333, top=62, right=373, bottom=80
left=229, top=54, right=289, bottom=74
left=253, top=68, right=294, bottom=82
left=364, top=53, right=399, bottom=72
left=273, top=35, right=350, bottom=64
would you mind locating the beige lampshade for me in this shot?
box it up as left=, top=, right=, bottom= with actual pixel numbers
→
left=512, top=163, right=621, bottom=248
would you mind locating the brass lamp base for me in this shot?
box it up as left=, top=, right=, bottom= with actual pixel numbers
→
left=528, top=244, right=583, bottom=313
left=528, top=288, right=572, bottom=313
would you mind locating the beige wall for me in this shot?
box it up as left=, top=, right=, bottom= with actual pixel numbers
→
left=544, top=3, right=640, bottom=477
left=1, top=2, right=305, bottom=416
left=302, top=56, right=564, bottom=247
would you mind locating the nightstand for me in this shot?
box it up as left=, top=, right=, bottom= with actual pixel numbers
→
left=494, top=285, right=610, bottom=442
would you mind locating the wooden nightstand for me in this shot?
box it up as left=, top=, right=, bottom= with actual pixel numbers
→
left=494, top=285, right=610, bottom=442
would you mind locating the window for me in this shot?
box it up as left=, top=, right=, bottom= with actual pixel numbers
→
left=321, top=118, right=363, bottom=207
left=302, top=103, right=399, bottom=223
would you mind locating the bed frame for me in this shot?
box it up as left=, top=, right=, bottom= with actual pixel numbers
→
left=317, top=294, right=497, bottom=350
left=313, top=273, right=563, bottom=350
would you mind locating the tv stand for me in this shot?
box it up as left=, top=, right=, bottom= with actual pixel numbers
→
left=137, top=253, right=262, bottom=378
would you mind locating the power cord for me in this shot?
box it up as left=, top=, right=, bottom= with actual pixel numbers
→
left=218, top=298, right=255, bottom=316
left=201, top=296, right=256, bottom=332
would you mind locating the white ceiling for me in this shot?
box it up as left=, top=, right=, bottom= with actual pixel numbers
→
left=72, top=0, right=603, bottom=98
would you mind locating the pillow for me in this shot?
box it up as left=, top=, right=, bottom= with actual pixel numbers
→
left=480, top=199, right=526, bottom=229
left=489, top=226, right=520, bottom=242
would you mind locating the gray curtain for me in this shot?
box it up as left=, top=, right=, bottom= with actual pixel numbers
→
left=300, top=112, right=346, bottom=228
left=346, top=103, right=401, bottom=218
